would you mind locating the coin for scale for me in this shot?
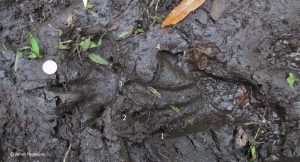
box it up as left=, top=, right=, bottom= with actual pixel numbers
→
left=42, top=60, right=57, bottom=74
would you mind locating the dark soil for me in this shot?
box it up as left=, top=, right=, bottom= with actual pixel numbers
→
left=0, top=0, right=300, bottom=161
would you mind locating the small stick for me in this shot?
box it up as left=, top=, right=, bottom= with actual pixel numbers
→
left=63, top=144, right=72, bottom=162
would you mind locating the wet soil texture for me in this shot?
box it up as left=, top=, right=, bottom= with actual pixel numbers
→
left=0, top=0, right=300, bottom=161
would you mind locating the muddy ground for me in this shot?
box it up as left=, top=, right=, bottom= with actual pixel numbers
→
left=0, top=0, right=300, bottom=161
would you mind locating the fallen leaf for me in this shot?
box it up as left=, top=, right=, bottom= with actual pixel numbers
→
left=56, top=40, right=72, bottom=50
left=162, top=0, right=206, bottom=27
left=210, top=0, right=226, bottom=21
left=187, top=48, right=209, bottom=70
left=235, top=126, right=254, bottom=148
left=56, top=44, right=71, bottom=50
left=234, top=86, right=249, bottom=108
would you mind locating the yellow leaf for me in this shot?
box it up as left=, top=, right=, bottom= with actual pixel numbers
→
left=162, top=0, right=206, bottom=27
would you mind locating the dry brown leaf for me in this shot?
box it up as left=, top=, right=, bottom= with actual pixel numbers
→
left=234, top=86, right=249, bottom=108
left=188, top=48, right=209, bottom=70
left=162, top=0, right=206, bottom=27
left=235, top=126, right=254, bottom=148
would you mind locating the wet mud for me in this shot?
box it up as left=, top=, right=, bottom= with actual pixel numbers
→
left=0, top=0, right=300, bottom=161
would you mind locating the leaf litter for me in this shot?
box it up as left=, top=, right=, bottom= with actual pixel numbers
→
left=162, top=0, right=206, bottom=27
left=234, top=85, right=249, bottom=109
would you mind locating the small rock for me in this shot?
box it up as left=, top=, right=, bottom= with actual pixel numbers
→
left=210, top=0, right=226, bottom=21
left=0, top=70, right=5, bottom=78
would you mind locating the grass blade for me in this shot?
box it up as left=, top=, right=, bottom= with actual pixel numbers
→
left=97, top=32, right=106, bottom=47
left=1, top=43, right=7, bottom=50
left=170, top=105, right=181, bottom=113
left=18, top=46, right=31, bottom=51
left=14, top=52, right=22, bottom=72
left=88, top=54, right=108, bottom=65
left=148, top=86, right=161, bottom=98
left=29, top=33, right=41, bottom=58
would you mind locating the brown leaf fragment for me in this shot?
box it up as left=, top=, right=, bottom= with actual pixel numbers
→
left=57, top=44, right=71, bottom=50
left=162, top=0, right=206, bottom=27
left=234, top=86, right=249, bottom=108
left=187, top=47, right=209, bottom=70
left=235, top=126, right=254, bottom=148
left=210, top=0, right=226, bottom=21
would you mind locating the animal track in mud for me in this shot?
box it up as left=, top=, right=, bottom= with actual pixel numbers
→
left=47, top=36, right=241, bottom=145
left=1, top=0, right=299, bottom=161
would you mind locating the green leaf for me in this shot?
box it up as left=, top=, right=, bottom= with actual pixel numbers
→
left=250, top=145, right=257, bottom=160
left=29, top=33, right=41, bottom=58
left=134, top=28, right=144, bottom=34
left=85, top=3, right=95, bottom=10
left=18, top=46, right=31, bottom=51
left=80, top=37, right=92, bottom=52
left=150, top=15, right=164, bottom=24
left=148, top=86, right=161, bottom=98
left=170, top=105, right=181, bottom=113
left=14, top=52, right=22, bottom=71
left=89, top=41, right=98, bottom=48
left=97, top=32, right=106, bottom=47
left=89, top=11, right=99, bottom=18
left=287, top=73, right=295, bottom=88
left=28, top=53, right=37, bottom=59
left=88, top=54, right=108, bottom=65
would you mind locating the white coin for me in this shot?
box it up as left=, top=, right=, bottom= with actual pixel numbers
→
left=42, top=60, right=57, bottom=74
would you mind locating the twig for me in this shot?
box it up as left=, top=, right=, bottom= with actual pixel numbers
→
left=253, top=107, right=267, bottom=141
left=155, top=0, right=160, bottom=11
left=63, top=144, right=72, bottom=162
left=159, top=151, right=169, bottom=160
left=253, top=125, right=261, bottom=141
left=290, top=52, right=300, bottom=57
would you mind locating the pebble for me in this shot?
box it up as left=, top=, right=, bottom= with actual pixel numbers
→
left=0, top=70, right=5, bottom=78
